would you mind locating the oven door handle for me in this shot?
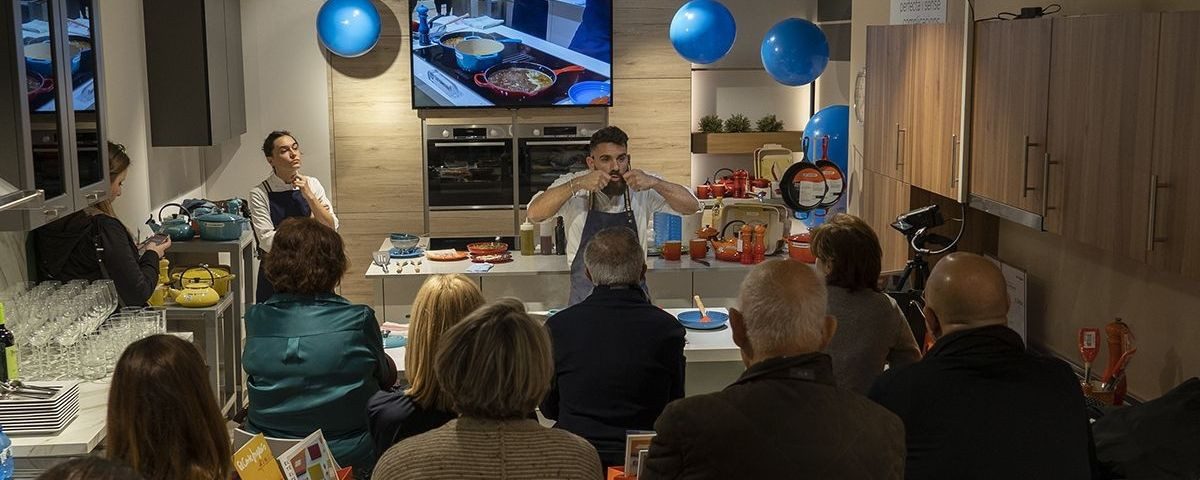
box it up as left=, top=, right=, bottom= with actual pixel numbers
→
left=432, top=142, right=508, bottom=147
left=524, top=140, right=590, bottom=146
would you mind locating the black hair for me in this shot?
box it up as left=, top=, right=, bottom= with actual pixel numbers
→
left=589, top=125, right=628, bottom=152
left=261, top=130, right=296, bottom=157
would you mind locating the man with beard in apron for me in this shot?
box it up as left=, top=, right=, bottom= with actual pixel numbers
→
left=526, top=126, right=701, bottom=305
left=248, top=130, right=340, bottom=303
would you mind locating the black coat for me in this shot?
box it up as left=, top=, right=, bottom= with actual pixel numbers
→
left=32, top=209, right=159, bottom=306
left=367, top=391, right=456, bottom=457
left=868, top=325, right=1095, bottom=480
left=641, top=354, right=906, bottom=480
left=540, top=285, right=686, bottom=467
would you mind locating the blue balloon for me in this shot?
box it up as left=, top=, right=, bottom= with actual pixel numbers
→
left=760, top=18, right=829, bottom=86
left=804, top=105, right=850, bottom=169
left=669, top=0, right=736, bottom=64
left=317, top=0, right=382, bottom=58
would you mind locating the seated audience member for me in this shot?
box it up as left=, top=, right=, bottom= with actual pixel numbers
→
left=541, top=226, right=685, bottom=467
left=106, top=335, right=230, bottom=480
left=369, top=274, right=485, bottom=453
left=641, top=260, right=906, bottom=480
left=373, top=298, right=601, bottom=480
left=811, top=213, right=920, bottom=393
left=36, top=457, right=145, bottom=480
left=869, top=252, right=1094, bottom=479
left=243, top=217, right=396, bottom=478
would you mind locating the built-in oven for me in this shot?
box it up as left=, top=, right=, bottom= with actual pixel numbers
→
left=517, top=123, right=604, bottom=206
left=424, top=124, right=515, bottom=209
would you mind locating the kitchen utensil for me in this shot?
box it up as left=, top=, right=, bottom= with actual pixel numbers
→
left=717, top=203, right=790, bottom=255
left=689, top=238, right=708, bottom=260
left=786, top=233, right=816, bottom=263
left=693, top=295, right=712, bottom=323
left=695, top=184, right=712, bottom=199
left=753, top=144, right=794, bottom=185
left=1101, top=347, right=1137, bottom=390
left=194, top=211, right=244, bottom=241
left=434, top=30, right=488, bottom=49
left=1100, top=319, right=1132, bottom=385
left=711, top=183, right=727, bottom=198
left=168, top=266, right=220, bottom=308
left=389, top=233, right=421, bottom=252
left=568, top=80, right=611, bottom=105
left=467, top=242, right=509, bottom=256
left=695, top=225, right=719, bottom=241
left=390, top=247, right=424, bottom=259
left=661, top=240, right=682, bottom=261
left=694, top=258, right=711, bottom=267
left=1078, top=328, right=1100, bottom=383
left=474, top=62, right=586, bottom=99
left=372, top=251, right=390, bottom=272
left=454, top=37, right=522, bottom=73
left=676, top=310, right=729, bottom=330
left=171, top=265, right=236, bottom=297
left=712, top=239, right=741, bottom=262
left=149, top=203, right=194, bottom=241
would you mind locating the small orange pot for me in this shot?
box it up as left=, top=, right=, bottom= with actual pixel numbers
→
left=787, top=233, right=816, bottom=264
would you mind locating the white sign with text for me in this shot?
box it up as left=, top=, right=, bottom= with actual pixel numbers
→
left=891, top=0, right=947, bottom=24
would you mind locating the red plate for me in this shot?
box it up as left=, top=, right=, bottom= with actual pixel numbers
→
left=467, top=242, right=509, bottom=256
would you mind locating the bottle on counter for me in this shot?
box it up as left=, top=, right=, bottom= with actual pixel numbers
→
left=0, top=425, right=13, bottom=480
left=554, top=217, right=566, bottom=255
left=520, top=219, right=536, bottom=256
left=0, top=303, right=17, bottom=383
left=539, top=220, right=553, bottom=255
left=646, top=225, right=656, bottom=255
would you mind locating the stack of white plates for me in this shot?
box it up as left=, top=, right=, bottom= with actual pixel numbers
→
left=0, top=381, right=80, bottom=435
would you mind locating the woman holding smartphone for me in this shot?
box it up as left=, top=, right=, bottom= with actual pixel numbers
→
left=33, top=141, right=172, bottom=307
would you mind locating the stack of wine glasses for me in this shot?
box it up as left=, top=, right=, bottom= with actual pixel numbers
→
left=0, top=280, right=166, bottom=381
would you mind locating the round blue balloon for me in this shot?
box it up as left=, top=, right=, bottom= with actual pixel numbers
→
left=760, top=18, right=829, bottom=86
left=804, top=105, right=850, bottom=168
left=317, top=0, right=382, bottom=58
left=669, top=0, right=736, bottom=64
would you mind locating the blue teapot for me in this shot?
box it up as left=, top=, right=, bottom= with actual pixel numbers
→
left=147, top=203, right=194, bottom=241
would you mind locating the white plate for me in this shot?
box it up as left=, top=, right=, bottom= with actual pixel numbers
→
left=0, top=382, right=78, bottom=406
left=4, top=405, right=79, bottom=433
left=0, top=388, right=79, bottom=413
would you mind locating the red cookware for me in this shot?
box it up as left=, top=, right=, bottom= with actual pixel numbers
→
left=711, top=183, right=727, bottom=198
left=787, top=233, right=815, bottom=263
left=695, top=184, right=712, bottom=199
left=474, top=62, right=585, bottom=99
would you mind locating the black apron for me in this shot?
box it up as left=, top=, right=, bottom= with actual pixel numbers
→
left=255, top=179, right=312, bottom=303
left=567, top=190, right=647, bottom=305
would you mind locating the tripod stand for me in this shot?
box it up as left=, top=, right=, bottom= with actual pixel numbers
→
left=886, top=231, right=955, bottom=351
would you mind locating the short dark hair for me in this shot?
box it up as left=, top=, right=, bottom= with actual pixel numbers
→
left=589, top=125, right=628, bottom=152
left=810, top=214, right=883, bottom=292
left=37, top=457, right=145, bottom=480
left=262, top=130, right=296, bottom=157
left=264, top=217, right=348, bottom=295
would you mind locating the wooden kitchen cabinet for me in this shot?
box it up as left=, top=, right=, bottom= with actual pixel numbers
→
left=969, top=18, right=1052, bottom=225
left=1045, top=13, right=1159, bottom=261
left=864, top=25, right=914, bottom=181
left=1148, top=11, right=1200, bottom=280
left=862, top=169, right=911, bottom=273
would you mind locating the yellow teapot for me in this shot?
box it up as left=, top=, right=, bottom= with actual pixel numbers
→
left=169, top=264, right=221, bottom=308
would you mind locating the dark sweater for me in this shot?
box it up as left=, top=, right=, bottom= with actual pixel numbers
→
left=869, top=325, right=1095, bottom=480
left=541, top=285, right=686, bottom=467
left=32, top=209, right=159, bottom=306
left=367, top=391, right=456, bottom=457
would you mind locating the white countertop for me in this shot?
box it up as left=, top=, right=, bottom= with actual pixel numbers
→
left=366, top=239, right=774, bottom=278
left=10, top=380, right=110, bottom=458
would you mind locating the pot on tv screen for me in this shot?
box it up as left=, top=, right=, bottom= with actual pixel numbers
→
left=408, top=0, right=613, bottom=109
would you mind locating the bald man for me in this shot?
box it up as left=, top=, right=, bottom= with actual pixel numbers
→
left=868, top=253, right=1094, bottom=480
left=641, top=260, right=905, bottom=480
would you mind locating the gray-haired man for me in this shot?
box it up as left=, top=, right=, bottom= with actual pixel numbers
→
left=540, top=226, right=686, bottom=469
left=641, top=259, right=906, bottom=480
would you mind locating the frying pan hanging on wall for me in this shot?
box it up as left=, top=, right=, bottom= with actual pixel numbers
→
left=779, top=137, right=828, bottom=213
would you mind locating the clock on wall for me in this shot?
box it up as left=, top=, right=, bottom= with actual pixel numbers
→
left=853, top=68, right=866, bottom=126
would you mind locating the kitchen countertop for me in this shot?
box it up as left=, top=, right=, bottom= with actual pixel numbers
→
left=365, top=239, right=777, bottom=278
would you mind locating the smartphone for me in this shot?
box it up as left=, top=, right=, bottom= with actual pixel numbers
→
left=142, top=234, right=169, bottom=248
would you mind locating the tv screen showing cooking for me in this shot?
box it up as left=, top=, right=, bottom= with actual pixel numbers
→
left=408, top=0, right=613, bottom=109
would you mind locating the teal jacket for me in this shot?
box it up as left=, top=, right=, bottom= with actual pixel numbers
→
left=243, top=292, right=389, bottom=476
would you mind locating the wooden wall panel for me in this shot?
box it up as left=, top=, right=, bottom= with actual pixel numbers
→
left=427, top=210, right=518, bottom=237
left=338, top=212, right=425, bottom=301
left=607, top=78, right=691, bottom=187
left=613, top=1, right=691, bottom=79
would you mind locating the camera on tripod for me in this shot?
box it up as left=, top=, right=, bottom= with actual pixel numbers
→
left=891, top=205, right=951, bottom=252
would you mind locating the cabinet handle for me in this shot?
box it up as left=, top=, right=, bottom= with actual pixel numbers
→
left=84, top=192, right=101, bottom=201
left=895, top=124, right=906, bottom=169
left=1041, top=152, right=1059, bottom=214
left=949, top=134, right=959, bottom=190
left=1022, top=136, right=1041, bottom=198
left=43, top=208, right=59, bottom=218
left=1146, top=174, right=1170, bottom=251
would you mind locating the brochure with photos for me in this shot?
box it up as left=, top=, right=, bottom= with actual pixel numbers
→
left=277, top=430, right=341, bottom=480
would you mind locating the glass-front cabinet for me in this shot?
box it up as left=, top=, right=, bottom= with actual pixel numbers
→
left=0, top=0, right=109, bottom=230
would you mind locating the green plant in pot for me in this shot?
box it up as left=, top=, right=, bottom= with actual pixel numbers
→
left=724, top=114, right=751, bottom=133
left=698, top=114, right=724, bottom=133
left=756, top=114, right=785, bottom=132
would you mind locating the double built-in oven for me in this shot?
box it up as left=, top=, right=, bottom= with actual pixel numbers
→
left=423, top=122, right=603, bottom=209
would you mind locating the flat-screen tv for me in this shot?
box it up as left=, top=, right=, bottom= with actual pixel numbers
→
left=408, top=0, right=613, bottom=109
